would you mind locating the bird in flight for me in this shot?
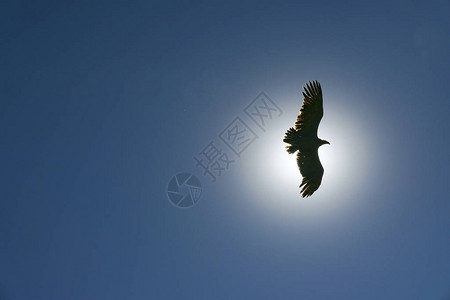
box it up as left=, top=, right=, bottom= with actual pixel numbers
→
left=283, top=80, right=330, bottom=197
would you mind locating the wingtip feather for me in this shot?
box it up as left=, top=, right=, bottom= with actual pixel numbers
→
left=302, top=80, right=322, bottom=100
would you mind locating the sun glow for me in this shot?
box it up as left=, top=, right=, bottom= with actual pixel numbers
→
left=238, top=95, right=374, bottom=220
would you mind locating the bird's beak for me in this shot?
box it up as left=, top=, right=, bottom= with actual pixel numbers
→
left=325, top=141, right=330, bottom=145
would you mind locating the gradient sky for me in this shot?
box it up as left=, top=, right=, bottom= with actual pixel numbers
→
left=1, top=1, right=450, bottom=299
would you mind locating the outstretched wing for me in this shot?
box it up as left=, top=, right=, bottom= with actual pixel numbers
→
left=296, top=149, right=324, bottom=197
left=295, top=80, right=323, bottom=137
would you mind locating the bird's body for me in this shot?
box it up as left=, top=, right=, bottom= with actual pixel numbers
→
left=283, top=80, right=329, bottom=197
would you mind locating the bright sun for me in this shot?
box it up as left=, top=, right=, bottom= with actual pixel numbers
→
left=238, top=96, right=374, bottom=220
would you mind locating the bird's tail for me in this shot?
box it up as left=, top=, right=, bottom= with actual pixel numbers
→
left=283, top=127, right=299, bottom=154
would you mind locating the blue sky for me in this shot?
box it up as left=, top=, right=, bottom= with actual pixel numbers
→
left=1, top=1, right=449, bottom=299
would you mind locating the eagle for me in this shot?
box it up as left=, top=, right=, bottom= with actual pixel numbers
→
left=283, top=80, right=330, bottom=197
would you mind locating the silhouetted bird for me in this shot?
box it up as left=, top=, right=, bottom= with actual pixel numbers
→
left=283, top=80, right=330, bottom=197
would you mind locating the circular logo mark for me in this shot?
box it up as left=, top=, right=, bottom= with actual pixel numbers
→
left=167, top=172, right=202, bottom=208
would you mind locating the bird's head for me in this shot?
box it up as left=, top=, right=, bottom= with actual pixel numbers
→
left=320, top=139, right=330, bottom=146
